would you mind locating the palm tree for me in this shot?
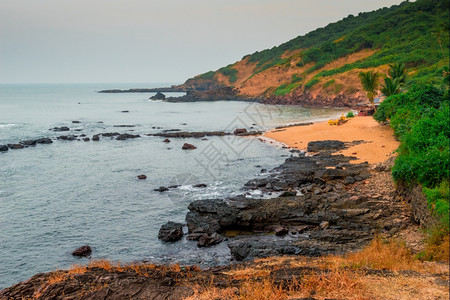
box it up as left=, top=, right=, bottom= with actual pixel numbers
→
left=359, top=70, right=381, bottom=105
left=381, top=77, right=401, bottom=96
left=388, top=63, right=406, bottom=85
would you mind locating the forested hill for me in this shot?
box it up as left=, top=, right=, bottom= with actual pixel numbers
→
left=179, top=0, right=449, bottom=106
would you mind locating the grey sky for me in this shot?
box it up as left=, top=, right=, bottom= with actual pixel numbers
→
left=0, top=0, right=404, bottom=84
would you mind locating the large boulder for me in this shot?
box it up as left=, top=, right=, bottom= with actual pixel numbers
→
left=158, top=222, right=183, bottom=242
left=0, top=144, right=8, bottom=152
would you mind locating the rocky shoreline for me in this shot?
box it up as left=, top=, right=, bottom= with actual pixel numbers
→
left=156, top=140, right=412, bottom=261
left=1, top=138, right=429, bottom=299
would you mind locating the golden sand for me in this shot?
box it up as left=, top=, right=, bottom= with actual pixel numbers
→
left=264, top=116, right=400, bottom=164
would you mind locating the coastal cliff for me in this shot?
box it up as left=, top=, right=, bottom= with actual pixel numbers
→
left=173, top=0, right=448, bottom=106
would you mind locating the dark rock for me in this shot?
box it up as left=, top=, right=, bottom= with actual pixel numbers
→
left=260, top=169, right=267, bottom=173
left=137, top=175, right=147, bottom=180
left=116, top=133, right=140, bottom=140
left=36, top=138, right=53, bottom=144
left=121, top=110, right=129, bottom=113
left=279, top=190, right=297, bottom=197
left=20, top=140, right=37, bottom=147
left=182, top=143, right=196, bottom=150
left=101, top=132, right=120, bottom=137
left=83, top=137, right=90, bottom=142
left=92, top=135, right=100, bottom=141
left=158, top=222, right=183, bottom=242
left=154, top=186, right=169, bottom=192
left=72, top=121, right=81, bottom=123
left=150, top=92, right=166, bottom=100
left=7, top=144, right=24, bottom=149
left=345, top=176, right=356, bottom=184
left=274, top=226, right=289, bottom=236
left=307, top=140, right=346, bottom=152
left=163, top=139, right=171, bottom=143
left=50, top=126, right=70, bottom=132
left=193, top=183, right=207, bottom=188
left=233, top=128, right=247, bottom=135
left=57, top=135, right=77, bottom=141
left=197, top=233, right=224, bottom=247
left=72, top=245, right=92, bottom=257
left=113, top=125, right=136, bottom=128
left=0, top=144, right=8, bottom=151
left=150, top=131, right=229, bottom=138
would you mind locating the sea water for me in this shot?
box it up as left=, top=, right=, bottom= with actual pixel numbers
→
left=0, top=83, right=346, bottom=288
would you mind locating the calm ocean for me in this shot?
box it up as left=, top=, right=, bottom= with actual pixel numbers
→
left=0, top=83, right=346, bottom=288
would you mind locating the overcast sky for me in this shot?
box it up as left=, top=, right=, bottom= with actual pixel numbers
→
left=0, top=0, right=405, bottom=84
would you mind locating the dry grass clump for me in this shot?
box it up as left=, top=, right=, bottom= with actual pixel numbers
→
left=333, top=237, right=419, bottom=271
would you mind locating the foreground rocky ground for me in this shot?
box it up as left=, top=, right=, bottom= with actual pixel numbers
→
left=2, top=241, right=448, bottom=300
left=2, top=140, right=448, bottom=299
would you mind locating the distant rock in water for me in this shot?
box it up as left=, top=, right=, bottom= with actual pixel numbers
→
left=0, top=145, right=8, bottom=152
left=116, top=133, right=140, bottom=140
left=150, top=92, right=166, bottom=100
left=137, top=174, right=147, bottom=180
left=154, top=186, right=169, bottom=192
left=72, top=245, right=92, bottom=257
left=121, top=110, right=129, bottom=113
left=158, top=222, right=183, bottom=242
left=50, top=126, right=70, bottom=132
left=72, top=121, right=81, bottom=124
left=7, top=144, right=24, bottom=149
left=182, top=143, right=196, bottom=150
left=163, top=139, right=171, bottom=143
left=36, top=138, right=53, bottom=144
left=92, top=135, right=100, bottom=141
left=233, top=128, right=247, bottom=135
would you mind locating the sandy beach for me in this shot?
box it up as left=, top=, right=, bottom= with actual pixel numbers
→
left=264, top=116, right=400, bottom=164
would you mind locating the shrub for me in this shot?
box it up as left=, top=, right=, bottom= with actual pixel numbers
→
left=346, top=111, right=355, bottom=118
left=304, top=78, right=320, bottom=90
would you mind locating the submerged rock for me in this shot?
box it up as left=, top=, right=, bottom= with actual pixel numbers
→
left=116, top=133, right=140, bottom=140
left=50, top=126, right=70, bottom=132
left=36, top=138, right=53, bottom=144
left=7, top=144, right=24, bottom=149
left=137, top=174, right=147, bottom=180
left=154, top=186, right=169, bottom=192
left=0, top=144, right=8, bottom=151
left=72, top=245, right=92, bottom=257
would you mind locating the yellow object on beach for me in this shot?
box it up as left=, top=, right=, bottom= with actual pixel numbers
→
left=328, top=119, right=339, bottom=125
left=340, top=114, right=346, bottom=121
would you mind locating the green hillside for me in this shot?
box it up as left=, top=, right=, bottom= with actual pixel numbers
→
left=183, top=0, right=449, bottom=104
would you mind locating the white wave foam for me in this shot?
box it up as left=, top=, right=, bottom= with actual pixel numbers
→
left=0, top=124, right=16, bottom=128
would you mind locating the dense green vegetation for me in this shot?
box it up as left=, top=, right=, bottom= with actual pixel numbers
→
left=374, top=84, right=449, bottom=259
left=248, top=0, right=449, bottom=92
left=218, top=65, right=238, bottom=83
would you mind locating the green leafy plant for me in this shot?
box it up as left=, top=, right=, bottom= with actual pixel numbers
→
left=346, top=111, right=355, bottom=118
left=359, top=70, right=381, bottom=104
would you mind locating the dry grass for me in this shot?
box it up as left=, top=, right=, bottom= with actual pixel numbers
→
left=334, top=237, right=419, bottom=271
left=189, top=237, right=449, bottom=300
